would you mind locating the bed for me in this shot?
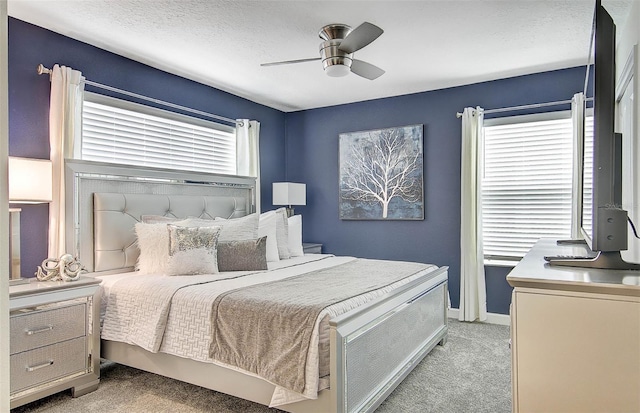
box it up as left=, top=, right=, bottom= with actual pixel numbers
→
left=65, top=159, right=449, bottom=413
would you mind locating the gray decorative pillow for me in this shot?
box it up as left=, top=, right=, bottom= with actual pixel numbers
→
left=166, top=225, right=222, bottom=275
left=217, top=236, right=268, bottom=272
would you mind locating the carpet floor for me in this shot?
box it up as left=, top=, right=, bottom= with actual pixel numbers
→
left=12, top=319, right=511, bottom=413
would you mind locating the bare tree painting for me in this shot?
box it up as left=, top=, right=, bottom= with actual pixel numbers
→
left=339, top=125, right=424, bottom=220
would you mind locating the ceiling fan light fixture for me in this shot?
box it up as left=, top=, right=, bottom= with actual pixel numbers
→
left=325, top=64, right=351, bottom=77
left=320, top=39, right=352, bottom=77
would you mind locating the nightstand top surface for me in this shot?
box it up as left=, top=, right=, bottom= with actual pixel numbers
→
left=10, top=276, right=101, bottom=298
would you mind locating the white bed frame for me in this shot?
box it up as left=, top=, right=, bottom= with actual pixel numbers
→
left=66, top=160, right=449, bottom=413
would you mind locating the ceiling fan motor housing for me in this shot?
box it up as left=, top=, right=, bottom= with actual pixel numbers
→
left=318, top=24, right=352, bottom=41
left=319, top=39, right=353, bottom=77
left=318, top=24, right=353, bottom=77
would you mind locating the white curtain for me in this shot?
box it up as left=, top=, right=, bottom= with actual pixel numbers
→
left=236, top=119, right=261, bottom=213
left=49, top=64, right=85, bottom=258
left=459, top=106, right=488, bottom=322
left=571, top=92, right=585, bottom=239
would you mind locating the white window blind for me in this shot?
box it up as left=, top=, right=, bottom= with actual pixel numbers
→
left=582, top=115, right=594, bottom=238
left=81, top=93, right=236, bottom=175
left=482, top=112, right=586, bottom=259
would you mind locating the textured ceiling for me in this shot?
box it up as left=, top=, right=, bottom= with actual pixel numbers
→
left=7, top=0, right=632, bottom=112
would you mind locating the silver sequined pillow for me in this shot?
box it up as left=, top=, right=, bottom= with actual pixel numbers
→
left=166, top=225, right=222, bottom=275
left=217, top=236, right=268, bottom=272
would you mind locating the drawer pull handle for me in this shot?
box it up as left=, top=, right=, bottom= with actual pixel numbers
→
left=25, top=325, right=53, bottom=335
left=26, top=360, right=54, bottom=372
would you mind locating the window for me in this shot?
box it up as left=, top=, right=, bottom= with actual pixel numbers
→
left=81, top=93, right=236, bottom=175
left=482, top=112, right=593, bottom=260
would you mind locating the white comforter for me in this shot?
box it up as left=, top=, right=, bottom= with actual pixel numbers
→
left=97, top=254, right=438, bottom=407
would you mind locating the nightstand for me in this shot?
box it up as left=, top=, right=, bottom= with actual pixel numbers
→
left=302, top=242, right=323, bottom=254
left=9, top=276, right=101, bottom=409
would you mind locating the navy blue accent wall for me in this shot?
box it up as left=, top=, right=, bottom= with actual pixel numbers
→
left=484, top=266, right=514, bottom=314
left=285, top=66, right=588, bottom=314
left=8, top=18, right=286, bottom=277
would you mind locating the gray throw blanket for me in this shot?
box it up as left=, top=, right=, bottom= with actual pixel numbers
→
left=208, top=258, right=432, bottom=393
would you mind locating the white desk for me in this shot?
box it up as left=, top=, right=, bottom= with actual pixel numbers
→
left=507, top=239, right=640, bottom=413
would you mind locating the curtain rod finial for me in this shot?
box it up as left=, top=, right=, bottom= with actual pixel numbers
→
left=37, top=64, right=52, bottom=75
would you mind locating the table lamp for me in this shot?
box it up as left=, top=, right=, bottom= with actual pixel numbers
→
left=273, top=182, right=306, bottom=217
left=8, top=156, right=53, bottom=284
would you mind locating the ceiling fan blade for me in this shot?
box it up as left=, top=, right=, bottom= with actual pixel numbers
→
left=351, top=59, right=385, bottom=80
left=338, top=22, right=383, bottom=54
left=261, top=57, right=321, bottom=67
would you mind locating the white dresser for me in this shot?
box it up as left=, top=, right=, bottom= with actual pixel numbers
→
left=507, top=239, right=640, bottom=413
left=9, top=276, right=101, bottom=409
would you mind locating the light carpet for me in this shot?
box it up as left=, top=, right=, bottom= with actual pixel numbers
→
left=12, top=319, right=511, bottom=413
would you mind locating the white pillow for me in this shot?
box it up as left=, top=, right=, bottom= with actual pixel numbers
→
left=135, top=222, right=171, bottom=274
left=288, top=214, right=304, bottom=257
left=212, top=213, right=259, bottom=241
left=166, top=225, right=221, bottom=275
left=135, top=214, right=259, bottom=274
left=141, top=215, right=178, bottom=224
left=258, top=212, right=280, bottom=262
left=274, top=208, right=290, bottom=259
left=175, top=217, right=220, bottom=228
left=135, top=219, right=219, bottom=274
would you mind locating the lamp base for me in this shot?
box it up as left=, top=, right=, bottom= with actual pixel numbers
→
left=285, top=207, right=295, bottom=217
left=9, top=208, right=21, bottom=281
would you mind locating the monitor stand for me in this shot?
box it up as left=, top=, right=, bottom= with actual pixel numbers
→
left=556, top=239, right=587, bottom=246
left=548, top=251, right=640, bottom=270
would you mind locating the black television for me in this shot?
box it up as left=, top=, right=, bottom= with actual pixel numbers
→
left=550, top=0, right=640, bottom=270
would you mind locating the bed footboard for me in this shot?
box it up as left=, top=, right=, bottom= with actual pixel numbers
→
left=330, top=267, right=448, bottom=413
left=101, top=267, right=448, bottom=413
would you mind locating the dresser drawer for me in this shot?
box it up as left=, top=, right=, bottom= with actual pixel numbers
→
left=10, top=337, right=87, bottom=394
left=10, top=303, right=86, bottom=354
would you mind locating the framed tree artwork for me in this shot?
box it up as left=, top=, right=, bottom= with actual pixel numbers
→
left=339, top=124, right=424, bottom=220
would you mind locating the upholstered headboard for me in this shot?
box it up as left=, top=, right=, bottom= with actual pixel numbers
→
left=65, top=160, right=256, bottom=274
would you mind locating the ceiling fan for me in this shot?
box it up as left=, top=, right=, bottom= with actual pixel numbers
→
left=261, top=22, right=385, bottom=80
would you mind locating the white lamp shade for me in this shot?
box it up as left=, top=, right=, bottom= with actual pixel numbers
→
left=273, top=182, right=306, bottom=206
left=9, top=157, right=53, bottom=203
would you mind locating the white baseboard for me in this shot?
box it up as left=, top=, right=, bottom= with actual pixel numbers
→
left=448, top=308, right=510, bottom=326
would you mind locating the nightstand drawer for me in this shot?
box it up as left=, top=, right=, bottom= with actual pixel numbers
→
left=10, top=303, right=86, bottom=354
left=303, top=243, right=322, bottom=254
left=10, top=337, right=87, bottom=394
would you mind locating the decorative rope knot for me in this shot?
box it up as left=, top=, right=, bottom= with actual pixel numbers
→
left=35, top=254, right=85, bottom=281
